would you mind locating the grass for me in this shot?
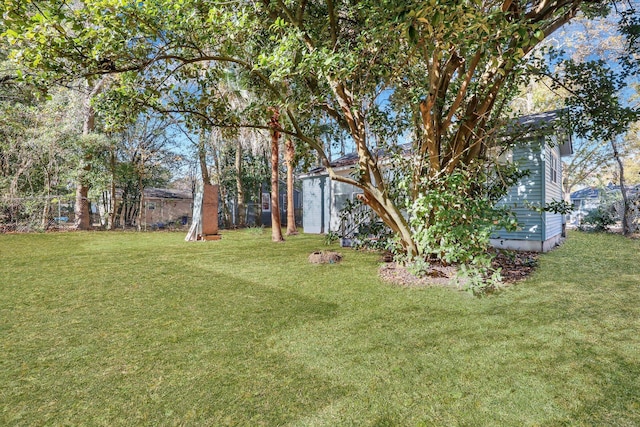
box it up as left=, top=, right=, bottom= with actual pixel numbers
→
left=1, top=230, right=639, bottom=426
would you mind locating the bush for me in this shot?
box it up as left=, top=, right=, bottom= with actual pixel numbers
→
left=408, top=169, right=517, bottom=294
left=580, top=206, right=617, bottom=231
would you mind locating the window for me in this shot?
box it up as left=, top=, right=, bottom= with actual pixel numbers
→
left=261, top=193, right=271, bottom=212
left=550, top=153, right=559, bottom=184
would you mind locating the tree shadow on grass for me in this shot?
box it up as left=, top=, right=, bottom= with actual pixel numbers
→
left=2, top=272, right=350, bottom=426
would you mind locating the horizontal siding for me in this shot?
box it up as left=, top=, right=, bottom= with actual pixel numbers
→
left=545, top=145, right=563, bottom=203
left=545, top=212, right=563, bottom=239
left=493, top=207, right=544, bottom=241
left=494, top=140, right=545, bottom=241
left=544, top=144, right=564, bottom=239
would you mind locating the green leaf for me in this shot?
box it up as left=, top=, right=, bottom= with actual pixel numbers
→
left=4, top=28, right=19, bottom=39
left=408, top=24, right=417, bottom=44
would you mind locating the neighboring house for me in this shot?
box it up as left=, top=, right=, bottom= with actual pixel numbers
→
left=300, top=110, right=573, bottom=252
left=97, top=187, right=194, bottom=228
left=567, top=184, right=640, bottom=226
left=568, top=186, right=608, bottom=225
left=143, top=187, right=193, bottom=227
left=256, top=181, right=302, bottom=227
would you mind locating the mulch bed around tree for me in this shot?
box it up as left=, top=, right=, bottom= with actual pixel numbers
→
left=491, top=250, right=539, bottom=283
left=378, top=250, right=539, bottom=288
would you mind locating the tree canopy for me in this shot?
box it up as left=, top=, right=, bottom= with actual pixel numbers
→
left=2, top=0, right=638, bottom=284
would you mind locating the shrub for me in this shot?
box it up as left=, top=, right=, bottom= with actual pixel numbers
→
left=580, top=206, right=617, bottom=231
left=408, top=169, right=517, bottom=294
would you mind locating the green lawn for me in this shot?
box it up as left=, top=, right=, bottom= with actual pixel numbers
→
left=1, top=230, right=639, bottom=426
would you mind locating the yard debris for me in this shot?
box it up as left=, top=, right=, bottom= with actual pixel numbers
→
left=308, top=251, right=343, bottom=264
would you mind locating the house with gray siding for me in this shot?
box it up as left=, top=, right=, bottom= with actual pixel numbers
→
left=301, top=110, right=572, bottom=252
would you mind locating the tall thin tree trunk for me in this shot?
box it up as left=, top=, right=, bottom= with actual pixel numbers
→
left=256, top=188, right=262, bottom=226
left=612, top=138, right=631, bottom=235
left=74, top=107, right=93, bottom=230
left=210, top=139, right=231, bottom=228
left=236, top=138, right=246, bottom=227
left=137, top=163, right=144, bottom=231
left=42, top=148, right=54, bottom=230
left=41, top=170, right=52, bottom=230
left=285, top=138, right=298, bottom=235
left=199, top=130, right=211, bottom=185
left=269, top=109, right=284, bottom=242
left=109, top=148, right=117, bottom=230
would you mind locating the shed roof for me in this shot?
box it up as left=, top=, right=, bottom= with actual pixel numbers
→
left=510, top=109, right=573, bottom=156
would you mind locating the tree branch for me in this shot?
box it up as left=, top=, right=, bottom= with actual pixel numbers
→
left=442, top=49, right=483, bottom=133
left=327, top=0, right=338, bottom=49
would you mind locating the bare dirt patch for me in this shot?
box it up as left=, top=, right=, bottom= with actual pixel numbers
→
left=379, top=262, right=458, bottom=288
left=378, top=250, right=539, bottom=288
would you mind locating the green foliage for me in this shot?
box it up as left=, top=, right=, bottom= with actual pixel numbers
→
left=556, top=59, right=638, bottom=141
left=525, top=199, right=575, bottom=215
left=324, top=230, right=339, bottom=246
left=0, top=83, right=88, bottom=198
left=352, top=220, right=395, bottom=252
left=578, top=187, right=623, bottom=232
left=580, top=206, right=618, bottom=231
left=408, top=168, right=518, bottom=293
left=405, top=256, right=430, bottom=278
left=338, top=198, right=395, bottom=252
left=544, top=200, right=575, bottom=214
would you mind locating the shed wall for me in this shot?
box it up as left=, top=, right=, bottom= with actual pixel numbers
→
left=544, top=144, right=564, bottom=240
left=493, top=140, right=545, bottom=242
left=302, top=176, right=330, bottom=233
left=330, top=180, right=360, bottom=232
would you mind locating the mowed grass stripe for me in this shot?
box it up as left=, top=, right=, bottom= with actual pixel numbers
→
left=1, top=230, right=639, bottom=426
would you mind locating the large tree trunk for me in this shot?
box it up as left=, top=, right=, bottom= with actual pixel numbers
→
left=269, top=109, right=284, bottom=242
left=285, top=138, right=298, bottom=235
left=327, top=81, right=417, bottom=255
left=74, top=78, right=106, bottom=230
left=236, top=138, right=246, bottom=227
left=74, top=182, right=91, bottom=230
